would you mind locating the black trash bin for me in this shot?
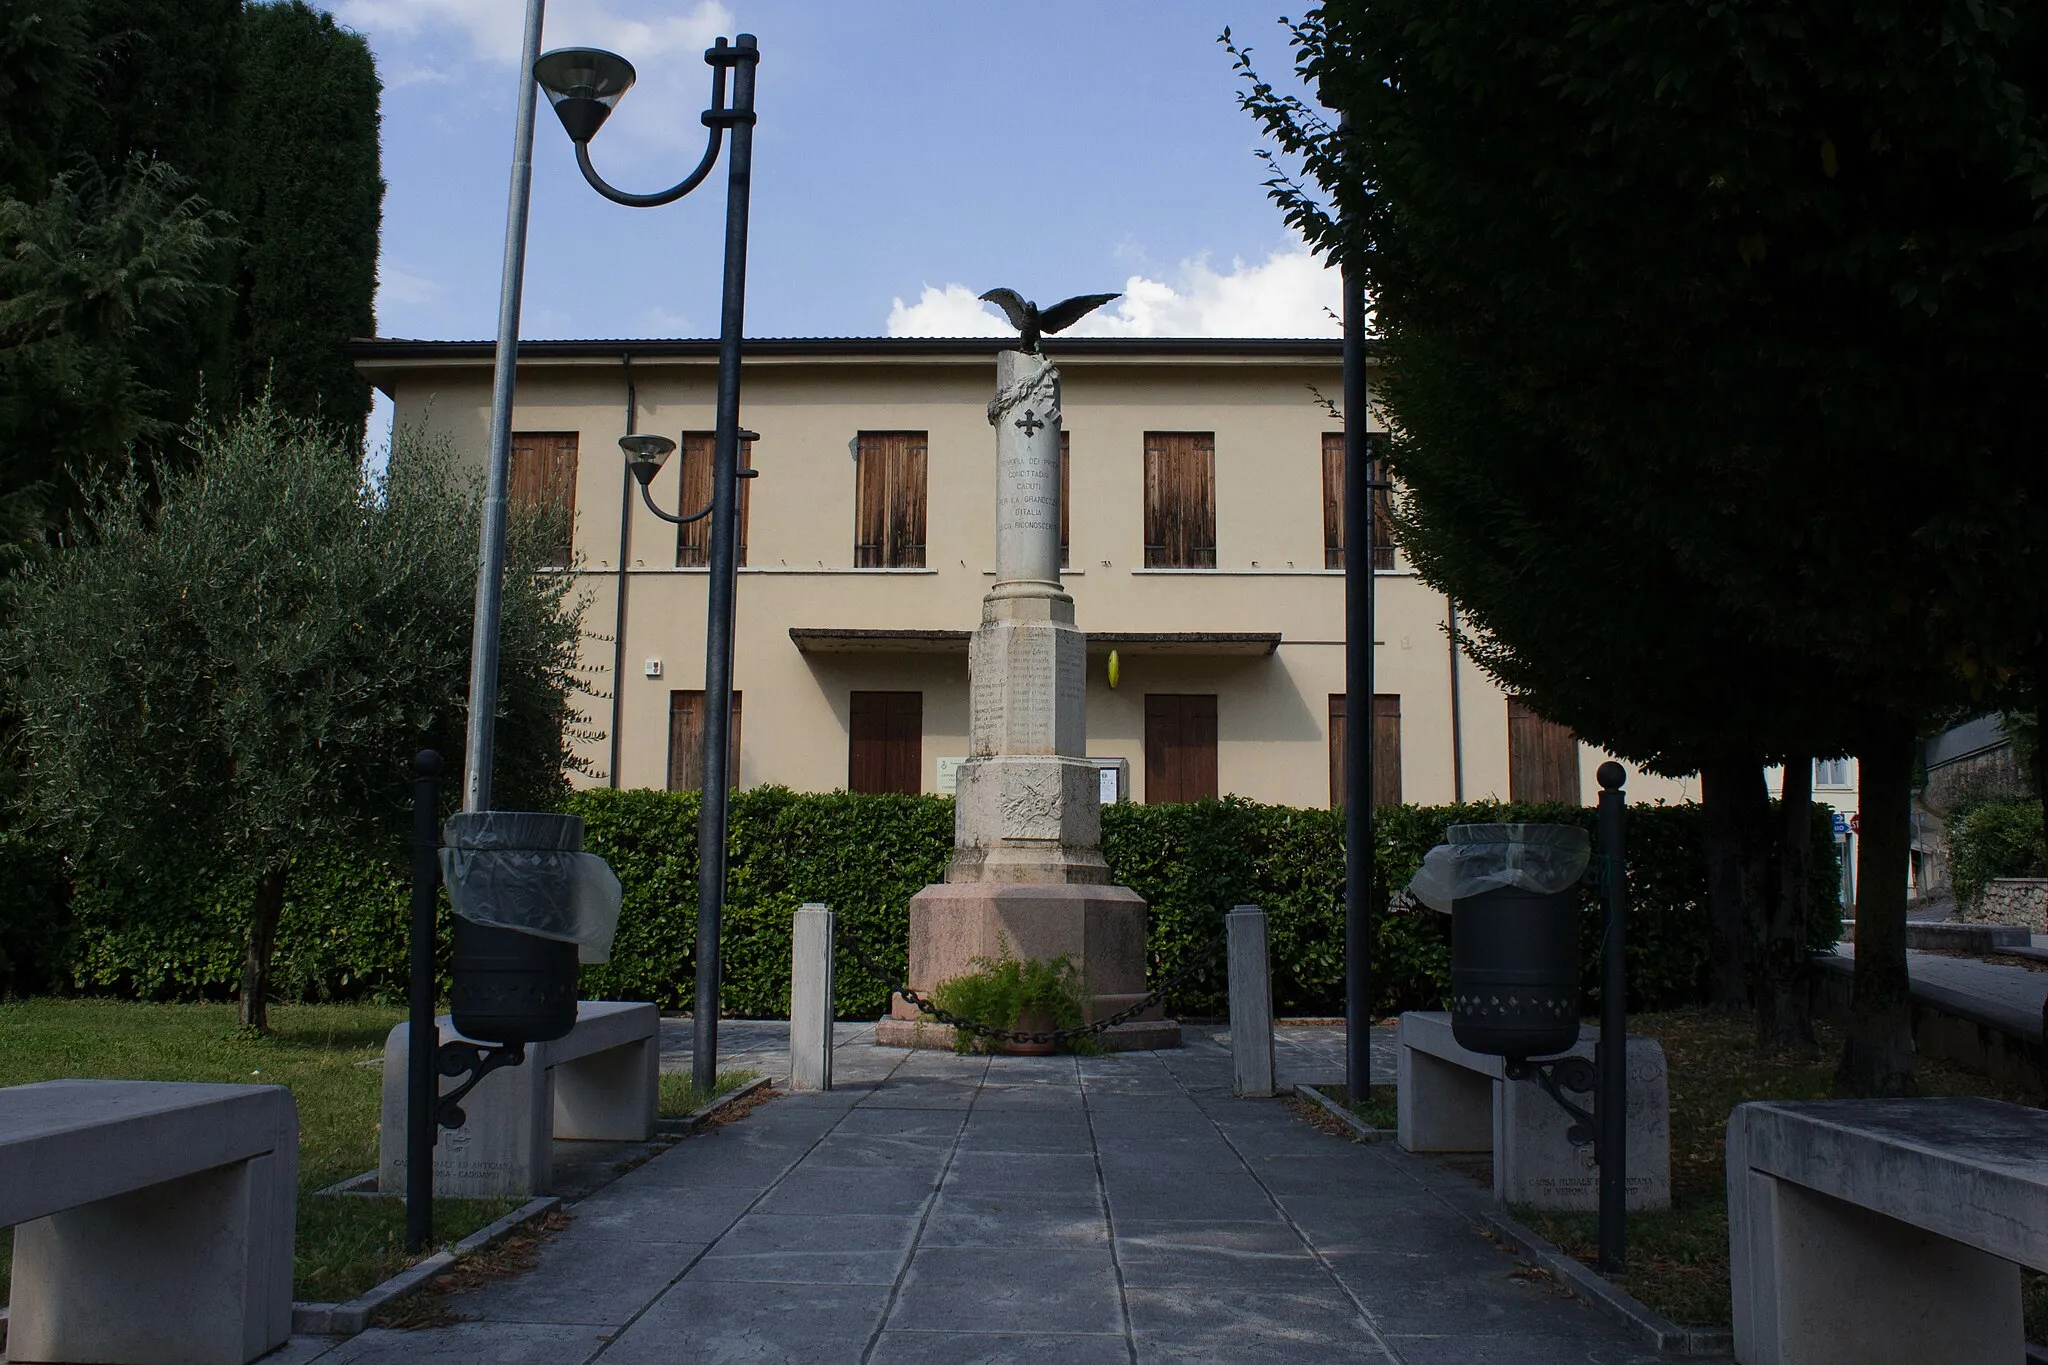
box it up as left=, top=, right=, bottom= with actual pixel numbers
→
left=450, top=915, right=578, bottom=1044
left=1405, top=822, right=1590, bottom=1062
left=442, top=811, right=613, bottom=1046
left=1449, top=884, right=1581, bottom=1061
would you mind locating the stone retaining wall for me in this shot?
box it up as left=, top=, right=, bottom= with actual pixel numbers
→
left=1961, top=878, right=2048, bottom=932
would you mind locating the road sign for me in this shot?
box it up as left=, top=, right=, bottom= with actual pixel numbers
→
left=1832, top=813, right=1849, bottom=835
left=1849, top=813, right=1861, bottom=835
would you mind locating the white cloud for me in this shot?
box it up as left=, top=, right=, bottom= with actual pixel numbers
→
left=885, top=285, right=1011, bottom=339
left=640, top=305, right=694, bottom=336
left=884, top=239, right=1341, bottom=340
left=334, top=0, right=732, bottom=68
left=376, top=264, right=444, bottom=313
left=334, top=0, right=732, bottom=157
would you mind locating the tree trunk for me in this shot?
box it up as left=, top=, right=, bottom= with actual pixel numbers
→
left=1700, top=752, right=1767, bottom=1010
left=240, top=863, right=288, bottom=1033
left=1835, top=723, right=1918, bottom=1097
left=2033, top=651, right=2046, bottom=873
left=1758, top=755, right=1819, bottom=1053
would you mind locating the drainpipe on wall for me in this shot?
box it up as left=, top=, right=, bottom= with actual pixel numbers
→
left=1447, top=596, right=1465, bottom=803
left=609, top=352, right=637, bottom=788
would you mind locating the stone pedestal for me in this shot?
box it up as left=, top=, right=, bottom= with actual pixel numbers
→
left=879, top=347, right=1178, bottom=1051
left=875, top=883, right=1179, bottom=1050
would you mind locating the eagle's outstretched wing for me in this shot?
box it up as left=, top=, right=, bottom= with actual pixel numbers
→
left=1037, top=292, right=1121, bottom=336
left=978, top=288, right=1032, bottom=332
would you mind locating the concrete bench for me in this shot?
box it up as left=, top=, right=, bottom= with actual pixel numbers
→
left=0, top=1079, right=297, bottom=1365
left=377, top=999, right=658, bottom=1198
left=1395, top=1010, right=1670, bottom=1211
left=1729, top=1097, right=2048, bottom=1365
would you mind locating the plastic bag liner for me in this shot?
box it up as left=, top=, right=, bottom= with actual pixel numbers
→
left=439, top=811, right=623, bottom=964
left=1404, top=822, right=1591, bottom=914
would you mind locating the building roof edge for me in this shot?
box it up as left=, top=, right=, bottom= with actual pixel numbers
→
left=349, top=335, right=1357, bottom=364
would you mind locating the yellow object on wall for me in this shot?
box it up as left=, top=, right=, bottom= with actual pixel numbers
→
left=1107, top=649, right=1120, bottom=689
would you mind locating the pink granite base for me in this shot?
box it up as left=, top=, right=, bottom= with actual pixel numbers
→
left=873, top=881, right=1182, bottom=1050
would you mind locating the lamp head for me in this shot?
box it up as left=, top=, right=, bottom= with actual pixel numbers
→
left=618, top=434, right=676, bottom=487
left=535, top=47, right=637, bottom=143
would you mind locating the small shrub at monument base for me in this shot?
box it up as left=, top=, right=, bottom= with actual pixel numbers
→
left=928, top=940, right=1088, bottom=1053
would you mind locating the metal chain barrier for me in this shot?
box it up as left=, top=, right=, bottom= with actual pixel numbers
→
left=838, top=927, right=1228, bottom=1047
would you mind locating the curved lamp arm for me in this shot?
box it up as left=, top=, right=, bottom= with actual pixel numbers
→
left=639, top=480, right=715, bottom=526
left=574, top=58, right=753, bottom=208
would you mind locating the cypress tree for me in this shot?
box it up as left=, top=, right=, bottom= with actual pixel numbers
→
left=223, top=1, right=382, bottom=448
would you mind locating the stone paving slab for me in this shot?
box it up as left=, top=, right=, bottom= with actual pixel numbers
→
left=271, top=1024, right=1675, bottom=1364
left=1828, top=941, right=2048, bottom=1040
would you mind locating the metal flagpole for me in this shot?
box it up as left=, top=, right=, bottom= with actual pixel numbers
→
left=1341, top=107, right=1375, bottom=1101
left=461, top=0, right=548, bottom=814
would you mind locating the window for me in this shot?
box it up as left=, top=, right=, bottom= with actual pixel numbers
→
left=1327, top=694, right=1403, bottom=809
left=510, top=432, right=578, bottom=567
left=1322, top=432, right=1395, bottom=571
left=1144, top=694, right=1218, bottom=803
left=1143, top=432, right=1216, bottom=568
left=854, top=432, right=927, bottom=568
left=1507, top=698, right=1580, bottom=804
left=1814, top=757, right=1853, bottom=789
left=675, top=432, right=753, bottom=568
left=667, top=690, right=742, bottom=792
left=849, top=691, right=922, bottom=793
left=1060, top=430, right=1070, bottom=569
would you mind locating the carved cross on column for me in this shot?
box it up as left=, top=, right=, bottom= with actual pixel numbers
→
left=1015, top=409, right=1046, bottom=437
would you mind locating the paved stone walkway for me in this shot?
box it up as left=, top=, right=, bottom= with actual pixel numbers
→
left=289, top=1029, right=1665, bottom=1365
left=1828, top=942, right=2048, bottom=1040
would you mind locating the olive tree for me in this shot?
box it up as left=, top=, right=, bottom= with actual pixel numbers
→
left=5, top=403, right=590, bottom=1029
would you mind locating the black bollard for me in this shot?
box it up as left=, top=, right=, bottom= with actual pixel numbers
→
left=1595, top=761, right=1629, bottom=1273
left=406, top=749, right=443, bottom=1254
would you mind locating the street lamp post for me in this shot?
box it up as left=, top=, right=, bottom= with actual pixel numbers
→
left=537, top=35, right=761, bottom=1096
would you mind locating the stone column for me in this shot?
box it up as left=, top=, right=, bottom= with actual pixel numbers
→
left=1229, top=905, right=1276, bottom=1097
left=880, top=348, right=1178, bottom=1051
left=949, top=351, right=1106, bottom=885
left=788, top=903, right=835, bottom=1091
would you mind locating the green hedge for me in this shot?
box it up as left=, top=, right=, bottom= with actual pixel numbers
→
left=1949, top=798, right=2046, bottom=907
left=6, top=788, right=1842, bottom=1019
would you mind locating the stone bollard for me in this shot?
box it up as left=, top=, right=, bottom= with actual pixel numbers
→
left=1229, top=905, right=1276, bottom=1097
left=789, top=903, right=836, bottom=1091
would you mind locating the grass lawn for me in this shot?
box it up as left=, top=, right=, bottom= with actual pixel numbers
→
left=1, top=999, right=590, bottom=1304
left=1312, top=1082, right=1398, bottom=1130
left=1516, top=1008, right=2048, bottom=1337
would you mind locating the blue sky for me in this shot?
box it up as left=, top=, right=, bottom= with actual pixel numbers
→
left=324, top=0, right=1341, bottom=448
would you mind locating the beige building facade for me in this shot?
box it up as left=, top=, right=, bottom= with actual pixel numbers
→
left=356, top=337, right=1850, bottom=821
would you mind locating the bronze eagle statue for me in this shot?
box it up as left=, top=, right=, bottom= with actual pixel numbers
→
left=979, top=288, right=1121, bottom=351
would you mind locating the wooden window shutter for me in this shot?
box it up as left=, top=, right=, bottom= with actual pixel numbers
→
left=1143, top=433, right=1216, bottom=569
left=1322, top=432, right=1395, bottom=572
left=1373, top=693, right=1403, bottom=808
left=854, top=437, right=888, bottom=567
left=675, top=434, right=752, bottom=568
left=849, top=691, right=921, bottom=793
left=855, top=433, right=927, bottom=568
left=1322, top=433, right=1345, bottom=570
left=667, top=690, right=741, bottom=791
left=510, top=432, right=578, bottom=567
left=1507, top=698, right=1580, bottom=804
left=676, top=434, right=713, bottom=567
left=896, top=434, right=927, bottom=568
left=1145, top=694, right=1218, bottom=803
left=1145, top=695, right=1178, bottom=803
left=1328, top=694, right=1402, bottom=809
left=1060, top=430, right=1070, bottom=570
